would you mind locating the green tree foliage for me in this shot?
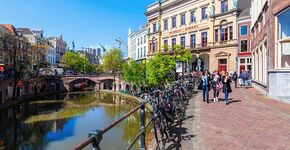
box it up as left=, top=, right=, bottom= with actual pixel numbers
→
left=146, top=53, right=176, bottom=86
left=102, top=48, right=123, bottom=90
left=123, top=60, right=146, bottom=88
left=102, top=48, right=123, bottom=74
left=62, top=51, right=94, bottom=73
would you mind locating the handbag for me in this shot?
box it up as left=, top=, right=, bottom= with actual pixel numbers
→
left=217, top=81, right=223, bottom=90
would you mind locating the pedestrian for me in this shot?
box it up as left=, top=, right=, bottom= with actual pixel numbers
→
left=212, top=71, right=222, bottom=102
left=222, top=72, right=232, bottom=105
left=232, top=71, right=238, bottom=88
left=239, top=69, right=247, bottom=87
left=201, top=70, right=211, bottom=103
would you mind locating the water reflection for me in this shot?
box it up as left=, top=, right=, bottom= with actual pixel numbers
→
left=0, top=92, right=150, bottom=150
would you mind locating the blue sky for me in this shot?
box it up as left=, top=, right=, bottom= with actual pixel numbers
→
left=0, top=0, right=155, bottom=56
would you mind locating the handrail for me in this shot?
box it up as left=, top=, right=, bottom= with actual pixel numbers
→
left=73, top=102, right=149, bottom=150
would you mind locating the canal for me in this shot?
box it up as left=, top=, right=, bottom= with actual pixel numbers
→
left=0, top=92, right=151, bottom=150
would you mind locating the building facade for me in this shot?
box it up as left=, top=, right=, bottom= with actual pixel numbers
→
left=128, top=26, right=148, bottom=62
left=48, top=36, right=67, bottom=65
left=46, top=43, right=57, bottom=67
left=0, top=24, right=30, bottom=104
left=251, top=0, right=290, bottom=103
left=146, top=0, right=239, bottom=73
left=237, top=0, right=251, bottom=74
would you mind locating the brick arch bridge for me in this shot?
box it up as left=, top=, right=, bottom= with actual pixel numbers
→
left=60, top=75, right=126, bottom=92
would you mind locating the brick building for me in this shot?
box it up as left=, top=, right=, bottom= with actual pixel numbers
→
left=251, top=0, right=290, bottom=103
left=237, top=0, right=251, bottom=74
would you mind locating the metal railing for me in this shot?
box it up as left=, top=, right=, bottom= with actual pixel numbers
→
left=73, top=101, right=151, bottom=150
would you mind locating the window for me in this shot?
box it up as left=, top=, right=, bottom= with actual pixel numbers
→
left=221, top=27, right=228, bottom=41
left=144, top=35, right=146, bottom=43
left=138, top=39, right=140, bottom=46
left=229, top=26, right=233, bottom=40
left=180, top=36, right=186, bottom=47
left=221, top=0, right=228, bottom=13
left=172, top=38, right=176, bottom=47
left=240, top=58, right=245, bottom=64
left=140, top=47, right=143, bottom=58
left=164, top=39, right=168, bottom=46
left=152, top=42, right=156, bottom=52
left=153, top=23, right=157, bottom=33
left=141, top=37, right=143, bottom=44
left=181, top=14, right=186, bottom=26
left=201, top=32, right=208, bottom=47
left=215, top=29, right=219, bottom=42
left=190, top=11, right=196, bottom=23
left=190, top=34, right=196, bottom=48
left=278, top=8, right=290, bottom=68
left=144, top=46, right=146, bottom=57
left=241, top=40, right=248, bottom=52
left=240, top=25, right=248, bottom=36
left=137, top=48, right=140, bottom=58
left=164, top=20, right=168, bottom=30
left=172, top=17, right=177, bottom=28
left=201, top=7, right=208, bottom=20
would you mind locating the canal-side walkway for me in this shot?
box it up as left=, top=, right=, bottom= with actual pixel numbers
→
left=150, top=86, right=290, bottom=150
left=198, top=87, right=290, bottom=150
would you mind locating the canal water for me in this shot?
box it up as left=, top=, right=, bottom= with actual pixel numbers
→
left=0, top=92, right=150, bottom=150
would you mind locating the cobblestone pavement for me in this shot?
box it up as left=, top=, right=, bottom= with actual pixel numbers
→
left=199, top=86, right=290, bottom=150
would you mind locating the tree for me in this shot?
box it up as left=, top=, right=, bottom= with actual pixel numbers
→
left=102, top=48, right=123, bottom=91
left=28, top=43, right=49, bottom=77
left=172, top=45, right=193, bottom=76
left=61, top=51, right=94, bottom=74
left=146, top=53, right=176, bottom=86
left=123, top=60, right=146, bottom=90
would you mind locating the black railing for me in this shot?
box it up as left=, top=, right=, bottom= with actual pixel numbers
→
left=73, top=101, right=151, bottom=150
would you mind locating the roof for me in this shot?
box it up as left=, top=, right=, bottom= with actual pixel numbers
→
left=0, top=24, right=17, bottom=34
left=237, top=0, right=251, bottom=18
left=238, top=0, right=251, bottom=10
left=16, top=28, right=34, bottom=35
left=238, top=7, right=251, bottom=18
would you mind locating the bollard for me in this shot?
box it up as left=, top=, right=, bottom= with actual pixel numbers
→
left=88, top=130, right=103, bottom=150
left=140, top=104, right=146, bottom=150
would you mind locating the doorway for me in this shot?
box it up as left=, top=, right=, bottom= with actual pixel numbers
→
left=218, top=59, right=227, bottom=72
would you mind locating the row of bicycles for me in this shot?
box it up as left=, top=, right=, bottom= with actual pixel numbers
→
left=136, top=75, right=198, bottom=149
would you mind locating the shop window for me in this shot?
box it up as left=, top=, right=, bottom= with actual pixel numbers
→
left=278, top=8, right=290, bottom=68
left=241, top=40, right=248, bottom=52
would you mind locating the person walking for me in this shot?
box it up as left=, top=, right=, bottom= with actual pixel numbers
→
left=201, top=70, right=211, bottom=103
left=232, top=71, right=238, bottom=88
left=222, top=72, right=232, bottom=105
left=212, top=71, right=221, bottom=102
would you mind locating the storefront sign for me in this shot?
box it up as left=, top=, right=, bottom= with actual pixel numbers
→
left=169, top=25, right=198, bottom=35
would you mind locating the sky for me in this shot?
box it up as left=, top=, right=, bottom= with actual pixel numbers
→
left=0, top=0, right=156, bottom=57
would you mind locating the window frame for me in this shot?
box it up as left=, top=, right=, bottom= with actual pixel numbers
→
left=172, top=17, right=177, bottom=28
left=201, top=32, right=208, bottom=47
left=201, top=7, right=208, bottom=20
left=180, top=36, right=186, bottom=48
left=221, top=0, right=228, bottom=13
left=240, top=40, right=248, bottom=53
left=181, top=14, right=186, bottom=26
left=190, top=34, right=196, bottom=48
left=164, top=20, right=168, bottom=30
left=190, top=11, right=196, bottom=23
left=240, top=25, right=248, bottom=36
